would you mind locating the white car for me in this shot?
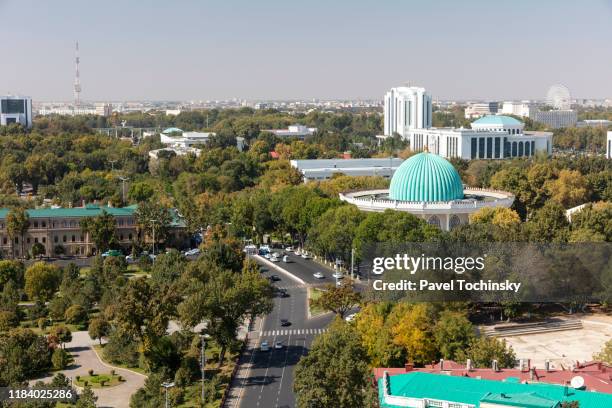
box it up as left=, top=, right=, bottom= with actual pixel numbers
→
left=301, top=252, right=311, bottom=259
left=125, top=254, right=135, bottom=263
left=274, top=341, right=283, bottom=350
left=285, top=246, right=293, bottom=252
left=282, top=255, right=289, bottom=263
left=332, top=272, right=343, bottom=279
left=184, top=248, right=201, bottom=256
left=294, top=249, right=301, bottom=256
left=313, top=272, right=324, bottom=279
left=260, top=341, right=270, bottom=351
left=270, top=255, right=280, bottom=262
left=344, top=313, right=358, bottom=322
left=264, top=253, right=271, bottom=259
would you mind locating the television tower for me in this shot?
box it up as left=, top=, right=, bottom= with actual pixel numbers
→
left=73, top=41, right=81, bottom=107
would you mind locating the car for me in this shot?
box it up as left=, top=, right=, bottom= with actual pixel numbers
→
left=269, top=275, right=281, bottom=282
left=260, top=341, right=270, bottom=351
left=278, top=289, right=289, bottom=298
left=332, top=272, right=343, bottom=279
left=264, top=253, right=271, bottom=259
left=336, top=280, right=343, bottom=287
left=184, top=248, right=201, bottom=256
left=125, top=254, right=135, bottom=263
left=101, top=249, right=122, bottom=258
left=344, top=313, right=358, bottom=322
left=270, top=255, right=280, bottom=262
left=274, top=341, right=283, bottom=350
left=313, top=272, right=324, bottom=279
left=294, top=249, right=301, bottom=256
left=301, top=252, right=311, bottom=259
left=280, top=319, right=291, bottom=327
left=282, top=255, right=290, bottom=263
left=285, top=246, right=293, bottom=252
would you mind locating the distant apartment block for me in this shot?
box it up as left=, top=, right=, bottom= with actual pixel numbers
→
left=535, top=110, right=577, bottom=128
left=464, top=102, right=498, bottom=119
left=290, top=158, right=404, bottom=183
left=95, top=103, right=113, bottom=117
left=384, top=86, right=432, bottom=137
left=1, top=95, right=33, bottom=128
left=264, top=124, right=317, bottom=139
left=501, top=101, right=537, bottom=119
left=577, top=119, right=612, bottom=128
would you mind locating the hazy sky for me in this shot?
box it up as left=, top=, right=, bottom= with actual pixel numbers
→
left=1, top=0, right=611, bottom=101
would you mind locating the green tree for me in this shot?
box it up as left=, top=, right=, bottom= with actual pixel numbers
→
left=88, top=317, right=111, bottom=345
left=434, top=310, right=475, bottom=360
left=24, top=262, right=61, bottom=301
left=64, top=304, right=88, bottom=325
left=79, top=210, right=117, bottom=253
left=457, top=336, right=516, bottom=368
left=135, top=201, right=173, bottom=249
left=294, top=319, right=378, bottom=408
left=76, top=386, right=98, bottom=408
left=31, top=242, right=46, bottom=258
left=6, top=207, right=30, bottom=258
left=311, top=281, right=361, bottom=318
left=51, top=347, right=72, bottom=370
left=0, top=328, right=52, bottom=385
left=48, top=325, right=72, bottom=349
left=593, top=339, right=612, bottom=364
left=0, top=260, right=25, bottom=290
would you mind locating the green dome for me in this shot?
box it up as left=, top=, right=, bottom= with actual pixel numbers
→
left=389, top=152, right=464, bottom=202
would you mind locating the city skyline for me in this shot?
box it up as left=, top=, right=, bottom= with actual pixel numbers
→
left=2, top=0, right=612, bottom=101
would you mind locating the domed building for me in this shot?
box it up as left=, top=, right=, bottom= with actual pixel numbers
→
left=339, top=151, right=514, bottom=230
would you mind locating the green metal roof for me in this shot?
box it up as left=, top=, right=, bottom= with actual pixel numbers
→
left=0, top=205, right=135, bottom=219
left=472, top=115, right=522, bottom=126
left=389, top=152, right=464, bottom=202
left=378, top=372, right=612, bottom=408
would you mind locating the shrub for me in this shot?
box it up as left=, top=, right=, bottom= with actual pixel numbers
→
left=75, top=375, right=80, bottom=381
left=174, top=366, right=192, bottom=387
left=51, top=348, right=71, bottom=370
left=88, top=369, right=94, bottom=376
left=110, top=369, right=116, bottom=376
left=64, top=304, right=88, bottom=325
left=118, top=375, right=123, bottom=382
left=99, top=380, right=106, bottom=387
left=83, top=381, right=88, bottom=387
left=0, top=310, right=19, bottom=331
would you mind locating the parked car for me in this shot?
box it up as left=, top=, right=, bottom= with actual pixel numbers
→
left=332, top=272, right=343, bottom=279
left=264, top=253, right=271, bottom=259
left=278, top=289, right=289, bottom=298
left=274, top=341, right=283, bottom=350
left=101, top=249, right=122, bottom=258
left=301, top=252, right=311, bottom=259
left=344, top=313, right=358, bottom=322
left=313, top=272, right=324, bottom=279
left=285, top=246, right=294, bottom=252
left=270, top=254, right=280, bottom=262
left=260, top=341, right=270, bottom=351
left=269, top=275, right=281, bottom=282
left=125, top=254, right=135, bottom=263
left=280, top=319, right=291, bottom=327
left=184, top=248, right=201, bottom=256
left=282, top=255, right=290, bottom=263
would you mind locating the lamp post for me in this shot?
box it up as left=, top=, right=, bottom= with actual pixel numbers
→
left=161, top=382, right=175, bottom=408
left=200, top=335, right=206, bottom=406
left=149, top=219, right=157, bottom=257
left=108, top=159, right=117, bottom=172
left=118, top=176, right=129, bottom=204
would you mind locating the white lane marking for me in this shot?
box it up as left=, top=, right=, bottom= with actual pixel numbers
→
left=275, top=333, right=292, bottom=408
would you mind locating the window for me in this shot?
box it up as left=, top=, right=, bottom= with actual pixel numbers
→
left=42, top=221, right=46, bottom=228
left=14, top=237, right=18, bottom=244
left=486, top=137, right=492, bottom=158
left=128, top=233, right=133, bottom=240
left=494, top=138, right=501, bottom=158
left=525, top=142, right=531, bottom=156
left=449, top=215, right=461, bottom=230
left=54, top=236, right=58, bottom=243
left=71, top=235, right=75, bottom=242
left=478, top=138, right=485, bottom=159
left=518, top=141, right=524, bottom=156
left=512, top=141, right=517, bottom=157
left=120, top=234, right=124, bottom=241
left=34, top=238, right=38, bottom=243
left=471, top=138, right=477, bottom=159
left=2, top=237, right=6, bottom=245
left=26, top=238, right=31, bottom=244
left=42, top=237, right=46, bottom=243
left=33, top=221, right=38, bottom=228
left=428, top=216, right=441, bottom=228
left=80, top=235, right=84, bottom=242
left=63, top=235, right=67, bottom=243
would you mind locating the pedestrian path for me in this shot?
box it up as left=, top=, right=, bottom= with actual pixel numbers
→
left=259, top=328, right=327, bottom=337
left=275, top=284, right=307, bottom=290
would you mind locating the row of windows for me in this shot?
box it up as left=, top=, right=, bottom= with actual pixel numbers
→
left=1, top=233, right=134, bottom=246
left=471, top=137, right=535, bottom=159
left=427, top=215, right=462, bottom=229
left=0, top=217, right=136, bottom=230
left=478, top=127, right=521, bottom=135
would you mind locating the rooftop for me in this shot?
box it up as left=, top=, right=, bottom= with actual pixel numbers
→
left=472, top=115, right=522, bottom=126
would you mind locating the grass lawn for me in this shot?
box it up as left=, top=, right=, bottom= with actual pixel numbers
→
left=93, top=344, right=147, bottom=375
left=75, top=372, right=123, bottom=388
left=308, top=287, right=327, bottom=317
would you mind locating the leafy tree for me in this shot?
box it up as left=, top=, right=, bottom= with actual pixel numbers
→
left=48, top=325, right=72, bottom=349
left=470, top=207, right=521, bottom=230
left=434, top=310, right=475, bottom=360
left=0, top=260, right=24, bottom=290
left=311, top=281, right=361, bottom=318
left=0, top=310, right=19, bottom=331
left=76, top=386, right=98, bottom=408
left=24, top=262, right=61, bottom=301
left=135, top=201, right=173, bottom=249
left=128, top=181, right=156, bottom=203
left=102, top=328, right=140, bottom=367
left=129, top=372, right=165, bottom=408
left=593, top=339, right=612, bottom=364
left=51, top=347, right=72, bottom=370
left=88, top=316, right=111, bottom=345
left=6, top=207, right=30, bottom=258
left=354, top=302, right=404, bottom=367
left=457, top=336, right=516, bottom=368
left=31, top=242, right=46, bottom=258
left=388, top=303, right=437, bottom=366
left=64, top=304, right=88, bottom=325
left=0, top=328, right=52, bottom=385
left=294, top=319, right=378, bottom=408
left=523, top=201, right=570, bottom=243
left=79, top=210, right=117, bottom=253
left=545, top=169, right=590, bottom=208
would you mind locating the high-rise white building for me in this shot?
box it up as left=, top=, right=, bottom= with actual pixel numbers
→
left=501, top=101, right=537, bottom=119
left=607, top=131, right=612, bottom=159
left=534, top=110, right=577, bottom=129
left=1, top=96, right=33, bottom=128
left=384, top=86, right=432, bottom=137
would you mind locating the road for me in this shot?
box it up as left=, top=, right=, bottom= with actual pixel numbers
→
left=225, top=252, right=336, bottom=408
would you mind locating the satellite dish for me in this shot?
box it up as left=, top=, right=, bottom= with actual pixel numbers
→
left=570, top=376, right=585, bottom=389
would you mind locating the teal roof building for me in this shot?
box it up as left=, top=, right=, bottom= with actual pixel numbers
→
left=379, top=372, right=612, bottom=408
left=389, top=151, right=464, bottom=202
left=472, top=115, right=522, bottom=127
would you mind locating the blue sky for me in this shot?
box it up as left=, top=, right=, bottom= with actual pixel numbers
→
left=1, top=0, right=611, bottom=101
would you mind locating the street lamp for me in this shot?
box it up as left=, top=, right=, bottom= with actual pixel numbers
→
left=161, top=382, right=175, bottom=408
left=200, top=334, right=211, bottom=407
left=118, top=176, right=129, bottom=204
left=108, top=159, right=117, bottom=172
left=149, top=219, right=157, bottom=257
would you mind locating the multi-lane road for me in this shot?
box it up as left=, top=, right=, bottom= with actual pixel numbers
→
left=225, top=251, right=339, bottom=408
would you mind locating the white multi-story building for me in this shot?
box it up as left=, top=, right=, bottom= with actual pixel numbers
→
left=407, top=115, right=552, bottom=160
left=501, top=101, right=537, bottom=119
left=607, top=131, right=612, bottom=159
left=464, top=102, right=498, bottom=119
left=159, top=127, right=215, bottom=148
left=290, top=158, right=404, bottom=183
left=264, top=124, right=317, bottom=139
left=534, top=110, right=578, bottom=128
left=1, top=96, right=33, bottom=128
left=384, top=86, right=432, bottom=137
left=95, top=103, right=113, bottom=117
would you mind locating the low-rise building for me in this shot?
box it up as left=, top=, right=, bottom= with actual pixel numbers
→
left=501, top=101, right=537, bottom=119
left=534, top=110, right=578, bottom=128
left=376, top=363, right=612, bottom=408
left=0, top=204, right=188, bottom=258
left=160, top=127, right=214, bottom=148
left=576, top=119, right=612, bottom=128
left=464, top=102, right=498, bottom=119
left=406, top=116, right=552, bottom=160
left=1, top=95, right=33, bottom=128
left=290, top=157, right=404, bottom=183
left=265, top=124, right=317, bottom=139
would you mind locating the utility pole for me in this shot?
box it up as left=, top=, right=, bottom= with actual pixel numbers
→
left=118, top=176, right=129, bottom=204
left=200, top=335, right=206, bottom=406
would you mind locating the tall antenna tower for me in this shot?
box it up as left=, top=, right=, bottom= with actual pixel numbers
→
left=73, top=41, right=81, bottom=107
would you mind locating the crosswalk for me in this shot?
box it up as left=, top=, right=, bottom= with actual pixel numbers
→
left=259, top=328, right=327, bottom=337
